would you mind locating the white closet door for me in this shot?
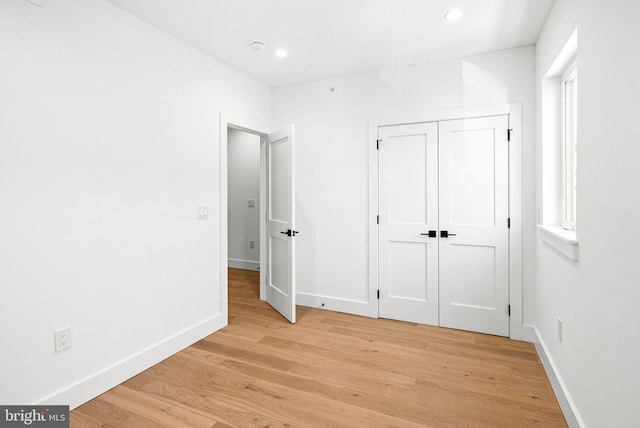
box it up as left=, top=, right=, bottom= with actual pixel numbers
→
left=378, top=122, right=439, bottom=325
left=438, top=116, right=510, bottom=336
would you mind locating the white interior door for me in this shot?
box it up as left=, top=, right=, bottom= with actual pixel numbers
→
left=266, top=125, right=296, bottom=323
left=438, top=116, right=510, bottom=336
left=378, top=123, right=439, bottom=325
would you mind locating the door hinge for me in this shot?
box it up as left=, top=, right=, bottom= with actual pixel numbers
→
left=508, top=218, right=511, bottom=228
left=377, top=290, right=380, bottom=299
left=377, top=215, right=379, bottom=225
left=508, top=305, right=511, bottom=316
left=507, top=129, right=513, bottom=142
left=376, top=139, right=381, bottom=150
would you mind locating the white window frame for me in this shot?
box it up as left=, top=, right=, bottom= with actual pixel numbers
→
left=561, top=60, right=577, bottom=231
left=538, top=28, right=579, bottom=261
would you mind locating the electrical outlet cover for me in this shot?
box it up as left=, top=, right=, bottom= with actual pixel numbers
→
left=54, top=327, right=71, bottom=352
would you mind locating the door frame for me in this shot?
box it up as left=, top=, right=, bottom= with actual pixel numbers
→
left=368, top=104, right=524, bottom=339
left=219, top=112, right=269, bottom=320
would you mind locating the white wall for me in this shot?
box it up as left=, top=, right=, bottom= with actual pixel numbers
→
left=0, top=0, right=270, bottom=408
left=534, top=0, right=640, bottom=426
left=227, top=128, right=261, bottom=269
left=273, top=46, right=536, bottom=319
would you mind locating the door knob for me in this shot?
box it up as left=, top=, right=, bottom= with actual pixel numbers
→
left=280, top=229, right=299, bottom=237
left=421, top=230, right=437, bottom=238
left=440, top=230, right=457, bottom=238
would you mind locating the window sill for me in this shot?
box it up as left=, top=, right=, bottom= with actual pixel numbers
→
left=538, top=225, right=579, bottom=261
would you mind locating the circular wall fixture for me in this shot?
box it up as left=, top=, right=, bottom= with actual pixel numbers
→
left=275, top=48, right=288, bottom=58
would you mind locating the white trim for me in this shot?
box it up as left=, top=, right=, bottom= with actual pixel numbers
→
left=369, top=104, right=523, bottom=129
left=228, top=258, right=260, bottom=271
left=259, top=133, right=267, bottom=299
left=219, top=112, right=269, bottom=304
left=561, top=59, right=578, bottom=85
left=541, top=28, right=578, bottom=230
left=538, top=225, right=579, bottom=261
left=367, top=117, right=381, bottom=319
left=37, top=315, right=225, bottom=410
left=296, top=292, right=373, bottom=318
left=526, top=325, right=585, bottom=428
left=561, top=59, right=578, bottom=227
left=369, top=103, right=524, bottom=339
left=546, top=29, right=578, bottom=78
left=521, top=324, right=538, bottom=343
left=508, top=105, right=524, bottom=340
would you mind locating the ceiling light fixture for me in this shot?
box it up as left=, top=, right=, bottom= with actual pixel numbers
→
left=275, top=48, right=288, bottom=58
left=444, top=8, right=463, bottom=21
left=249, top=41, right=265, bottom=51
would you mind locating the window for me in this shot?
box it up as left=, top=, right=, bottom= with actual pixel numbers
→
left=539, top=29, right=578, bottom=260
left=562, top=61, right=577, bottom=230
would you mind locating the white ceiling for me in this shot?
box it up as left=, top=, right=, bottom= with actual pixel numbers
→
left=106, top=0, right=555, bottom=88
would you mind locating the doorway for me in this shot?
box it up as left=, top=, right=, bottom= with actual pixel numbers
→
left=378, top=116, right=510, bottom=336
left=369, top=105, right=523, bottom=339
left=227, top=128, right=261, bottom=272
left=219, top=113, right=298, bottom=324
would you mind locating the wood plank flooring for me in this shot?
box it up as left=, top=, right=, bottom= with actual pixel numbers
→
left=71, top=268, right=567, bottom=427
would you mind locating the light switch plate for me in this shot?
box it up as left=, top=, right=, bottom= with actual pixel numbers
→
left=248, top=199, right=255, bottom=208
left=197, top=205, right=208, bottom=220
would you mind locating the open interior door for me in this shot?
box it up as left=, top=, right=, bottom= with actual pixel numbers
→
left=266, top=125, right=297, bottom=323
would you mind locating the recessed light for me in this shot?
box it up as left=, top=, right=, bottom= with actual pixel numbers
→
left=275, top=48, right=288, bottom=58
left=444, top=8, right=463, bottom=21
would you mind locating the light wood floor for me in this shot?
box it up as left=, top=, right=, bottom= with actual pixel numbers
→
left=71, top=268, right=567, bottom=427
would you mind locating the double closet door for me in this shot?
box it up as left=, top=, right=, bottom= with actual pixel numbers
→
left=378, top=116, right=510, bottom=336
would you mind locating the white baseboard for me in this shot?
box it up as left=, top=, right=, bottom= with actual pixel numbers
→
left=521, top=324, right=538, bottom=343
left=524, top=324, right=584, bottom=428
left=228, top=258, right=260, bottom=271
left=296, top=292, right=374, bottom=318
left=38, top=314, right=227, bottom=410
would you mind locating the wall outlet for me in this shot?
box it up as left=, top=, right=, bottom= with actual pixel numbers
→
left=248, top=199, right=255, bottom=208
left=249, top=240, right=255, bottom=249
left=557, top=318, right=563, bottom=342
left=54, top=328, right=71, bottom=353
